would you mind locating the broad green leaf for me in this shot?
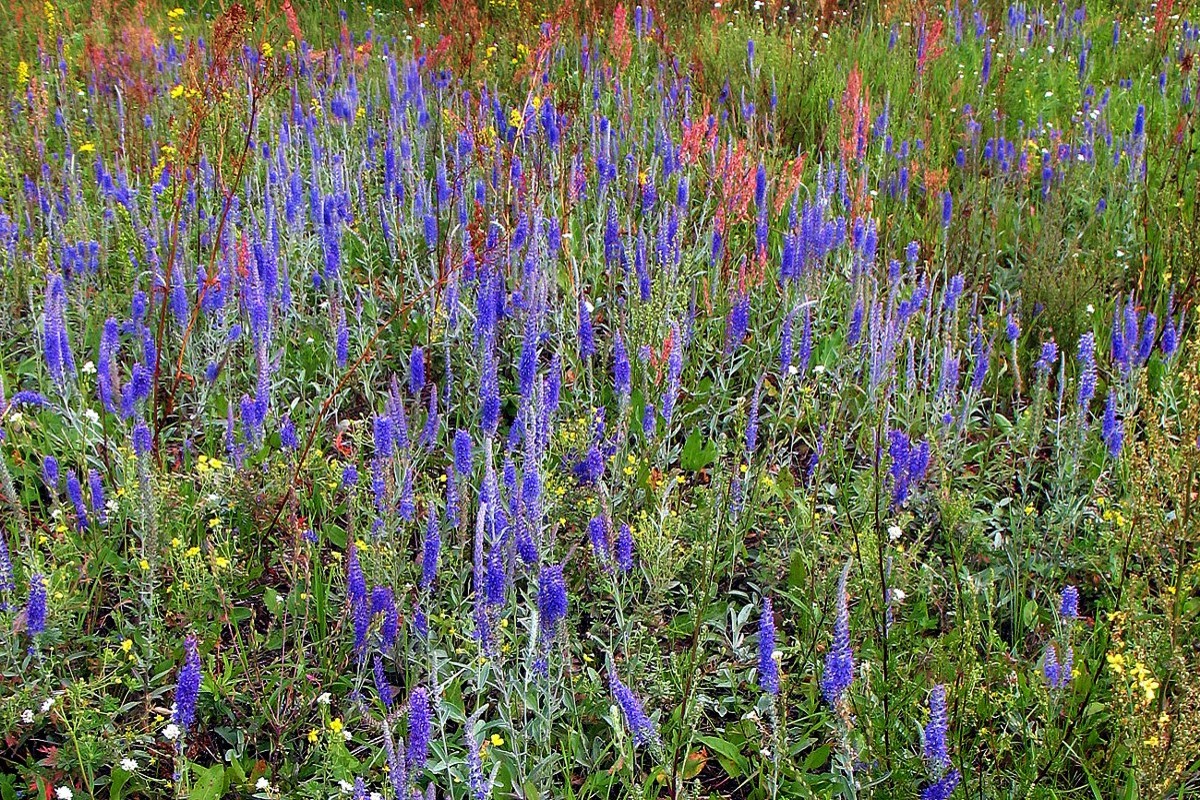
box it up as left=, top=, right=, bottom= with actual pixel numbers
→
left=190, top=764, right=225, bottom=800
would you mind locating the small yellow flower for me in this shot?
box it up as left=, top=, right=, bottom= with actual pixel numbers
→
left=170, top=84, right=185, bottom=99
left=139, top=559, right=150, bottom=570
left=307, top=728, right=319, bottom=743
left=186, top=546, right=201, bottom=558
left=121, top=639, right=133, bottom=653
left=489, top=733, right=505, bottom=747
left=214, top=556, right=230, bottom=570
left=329, top=718, right=343, bottom=734
left=77, top=142, right=95, bottom=154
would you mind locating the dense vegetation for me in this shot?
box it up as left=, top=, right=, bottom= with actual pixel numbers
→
left=0, top=1, right=1198, bottom=798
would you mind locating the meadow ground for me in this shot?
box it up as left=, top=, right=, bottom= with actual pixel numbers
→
left=0, top=1, right=1199, bottom=798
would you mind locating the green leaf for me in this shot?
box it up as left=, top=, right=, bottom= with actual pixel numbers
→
left=788, top=548, right=808, bottom=589
left=226, top=757, right=247, bottom=788
left=264, top=587, right=283, bottom=616
left=191, top=764, right=225, bottom=800
left=697, top=734, right=741, bottom=762
left=324, top=524, right=348, bottom=549
left=0, top=773, right=18, bottom=800
left=803, top=744, right=831, bottom=771
left=1022, top=599, right=1038, bottom=628
left=698, top=734, right=745, bottom=778
left=681, top=429, right=717, bottom=471
left=110, top=767, right=131, bottom=800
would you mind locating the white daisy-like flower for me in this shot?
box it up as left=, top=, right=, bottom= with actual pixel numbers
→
left=84, top=408, right=100, bottom=424
left=163, top=723, right=181, bottom=741
left=41, top=697, right=56, bottom=713
left=55, top=788, right=73, bottom=800
left=255, top=777, right=271, bottom=791
left=119, top=758, right=139, bottom=772
left=338, top=780, right=354, bottom=793
left=81, top=361, right=96, bottom=375
left=316, top=692, right=332, bottom=705
left=21, top=709, right=34, bottom=723
left=888, top=525, right=903, bottom=541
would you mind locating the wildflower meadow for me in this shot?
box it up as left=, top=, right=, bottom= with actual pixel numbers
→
left=0, top=0, right=1198, bottom=798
